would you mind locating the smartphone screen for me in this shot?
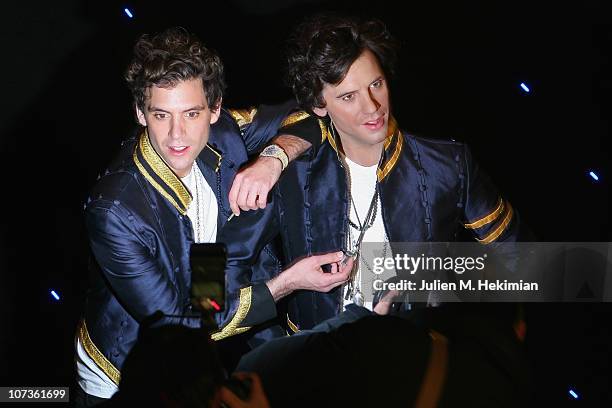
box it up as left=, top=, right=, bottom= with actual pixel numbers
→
left=190, top=243, right=227, bottom=314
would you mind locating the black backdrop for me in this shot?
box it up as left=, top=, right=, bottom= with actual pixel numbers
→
left=0, top=0, right=610, bottom=405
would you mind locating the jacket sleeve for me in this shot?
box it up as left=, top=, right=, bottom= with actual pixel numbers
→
left=276, top=111, right=327, bottom=159
left=228, top=100, right=323, bottom=156
left=86, top=201, right=201, bottom=328
left=210, top=195, right=282, bottom=341
left=461, top=144, right=521, bottom=244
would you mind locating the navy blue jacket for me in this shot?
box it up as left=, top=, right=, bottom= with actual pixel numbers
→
left=220, top=116, right=521, bottom=332
left=77, top=103, right=318, bottom=385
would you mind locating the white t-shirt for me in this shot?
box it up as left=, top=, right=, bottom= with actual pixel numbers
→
left=76, top=162, right=218, bottom=398
left=342, top=157, right=392, bottom=311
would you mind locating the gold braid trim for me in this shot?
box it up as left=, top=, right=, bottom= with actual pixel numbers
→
left=324, top=120, right=338, bottom=151
left=318, top=118, right=331, bottom=143
left=206, top=144, right=222, bottom=173
left=281, top=111, right=311, bottom=128
left=287, top=314, right=300, bottom=334
left=464, top=197, right=505, bottom=229
left=477, top=201, right=514, bottom=244
left=229, top=107, right=258, bottom=128
left=138, top=131, right=192, bottom=212
left=325, top=125, right=338, bottom=152
left=77, top=320, right=121, bottom=385
left=378, top=129, right=403, bottom=182
left=384, top=135, right=393, bottom=150
left=210, top=286, right=252, bottom=341
left=384, top=116, right=398, bottom=150
left=133, top=150, right=187, bottom=215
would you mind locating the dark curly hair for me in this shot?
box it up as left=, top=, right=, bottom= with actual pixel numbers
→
left=125, top=27, right=225, bottom=113
left=286, top=15, right=398, bottom=112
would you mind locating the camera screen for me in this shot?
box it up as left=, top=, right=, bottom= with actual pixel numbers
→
left=190, top=243, right=227, bottom=314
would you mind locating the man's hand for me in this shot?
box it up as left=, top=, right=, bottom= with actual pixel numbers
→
left=218, top=373, right=270, bottom=408
left=267, top=252, right=354, bottom=301
left=229, top=157, right=282, bottom=216
left=228, top=134, right=312, bottom=217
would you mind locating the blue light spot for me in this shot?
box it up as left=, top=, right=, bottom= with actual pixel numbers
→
left=50, top=290, right=60, bottom=301
left=589, top=171, right=599, bottom=181
left=124, top=8, right=134, bottom=18
left=520, top=82, right=530, bottom=93
left=569, top=389, right=579, bottom=399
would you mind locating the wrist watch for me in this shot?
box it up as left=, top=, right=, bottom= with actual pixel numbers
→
left=259, top=144, right=289, bottom=171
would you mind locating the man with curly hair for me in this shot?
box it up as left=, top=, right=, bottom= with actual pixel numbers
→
left=74, top=27, right=326, bottom=405
left=221, top=14, right=523, bottom=334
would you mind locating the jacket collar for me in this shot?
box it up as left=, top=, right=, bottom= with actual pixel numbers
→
left=132, top=130, right=222, bottom=215
left=322, top=115, right=403, bottom=182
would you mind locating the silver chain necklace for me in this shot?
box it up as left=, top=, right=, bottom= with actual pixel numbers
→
left=188, top=164, right=204, bottom=243
left=195, top=169, right=202, bottom=243
left=346, top=183, right=387, bottom=306
left=330, top=121, right=388, bottom=306
left=346, top=205, right=390, bottom=305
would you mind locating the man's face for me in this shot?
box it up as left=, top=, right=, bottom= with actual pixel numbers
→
left=136, top=77, right=220, bottom=177
left=313, top=49, right=390, bottom=151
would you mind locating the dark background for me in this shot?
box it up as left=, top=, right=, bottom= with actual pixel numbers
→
left=0, top=0, right=610, bottom=405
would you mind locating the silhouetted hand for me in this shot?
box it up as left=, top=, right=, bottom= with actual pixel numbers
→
left=219, top=373, right=270, bottom=408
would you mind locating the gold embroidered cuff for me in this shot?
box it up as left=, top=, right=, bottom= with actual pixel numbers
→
left=77, top=320, right=121, bottom=385
left=211, top=286, right=253, bottom=341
